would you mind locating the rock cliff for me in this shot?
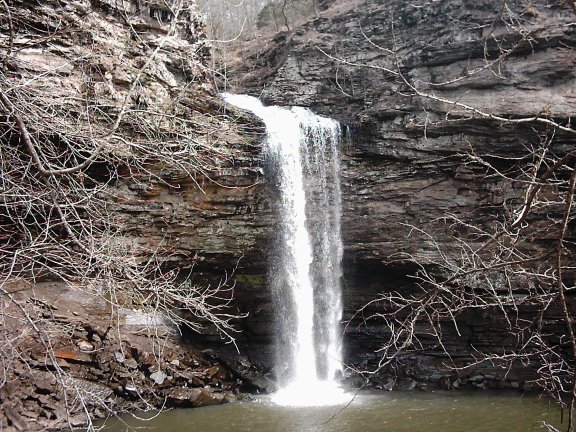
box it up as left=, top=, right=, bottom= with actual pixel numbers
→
left=0, top=0, right=272, bottom=429
left=1, top=0, right=575, bottom=428
left=1, top=0, right=272, bottom=273
left=229, top=0, right=576, bottom=389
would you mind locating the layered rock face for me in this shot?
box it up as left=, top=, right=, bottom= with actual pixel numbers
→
left=234, top=0, right=575, bottom=265
left=1, top=0, right=271, bottom=273
left=0, top=1, right=273, bottom=428
left=230, top=0, right=576, bottom=388
left=1, top=4, right=575, bottom=427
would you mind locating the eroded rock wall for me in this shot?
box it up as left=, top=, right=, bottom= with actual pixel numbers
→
left=0, top=1, right=273, bottom=428
left=230, top=0, right=576, bottom=388
left=1, top=0, right=272, bottom=273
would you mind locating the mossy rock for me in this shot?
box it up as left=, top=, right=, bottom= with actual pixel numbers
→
left=234, top=274, right=266, bottom=291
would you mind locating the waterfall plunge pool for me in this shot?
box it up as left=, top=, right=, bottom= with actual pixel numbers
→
left=96, top=96, right=557, bottom=431
left=99, top=390, right=561, bottom=431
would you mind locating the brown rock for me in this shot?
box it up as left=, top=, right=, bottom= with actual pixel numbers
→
left=3, top=406, right=27, bottom=431
left=165, top=387, right=227, bottom=408
left=52, top=349, right=93, bottom=363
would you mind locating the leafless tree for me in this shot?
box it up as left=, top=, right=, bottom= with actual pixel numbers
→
left=0, top=0, right=244, bottom=429
left=197, top=0, right=318, bottom=90
left=196, top=0, right=316, bottom=41
left=323, top=1, right=576, bottom=430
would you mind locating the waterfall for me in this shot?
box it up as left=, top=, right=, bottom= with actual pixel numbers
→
left=223, top=94, right=347, bottom=406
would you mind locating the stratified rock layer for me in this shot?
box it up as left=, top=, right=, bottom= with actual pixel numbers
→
left=0, top=1, right=271, bottom=429
left=2, top=4, right=575, bottom=424
left=230, top=0, right=576, bottom=388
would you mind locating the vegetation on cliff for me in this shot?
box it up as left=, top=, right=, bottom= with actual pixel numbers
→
left=336, top=4, right=576, bottom=428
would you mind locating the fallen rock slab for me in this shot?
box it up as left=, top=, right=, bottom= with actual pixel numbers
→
left=166, top=387, right=229, bottom=408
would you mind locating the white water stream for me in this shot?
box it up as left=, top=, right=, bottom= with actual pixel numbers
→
left=223, top=94, right=347, bottom=406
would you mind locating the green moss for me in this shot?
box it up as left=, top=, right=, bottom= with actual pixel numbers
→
left=234, top=274, right=266, bottom=290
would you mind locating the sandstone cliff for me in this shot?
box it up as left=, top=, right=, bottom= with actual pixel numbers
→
left=0, top=1, right=271, bottom=429
left=1, top=0, right=575, bottom=428
left=229, top=0, right=576, bottom=390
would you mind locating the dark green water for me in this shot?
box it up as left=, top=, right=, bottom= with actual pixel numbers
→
left=101, top=391, right=562, bottom=432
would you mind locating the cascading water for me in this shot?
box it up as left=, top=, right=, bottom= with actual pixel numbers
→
left=223, top=94, right=347, bottom=406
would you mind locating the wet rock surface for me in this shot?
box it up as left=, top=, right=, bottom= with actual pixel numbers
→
left=1, top=0, right=575, bottom=428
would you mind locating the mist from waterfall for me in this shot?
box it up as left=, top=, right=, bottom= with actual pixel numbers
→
left=222, top=94, right=347, bottom=406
